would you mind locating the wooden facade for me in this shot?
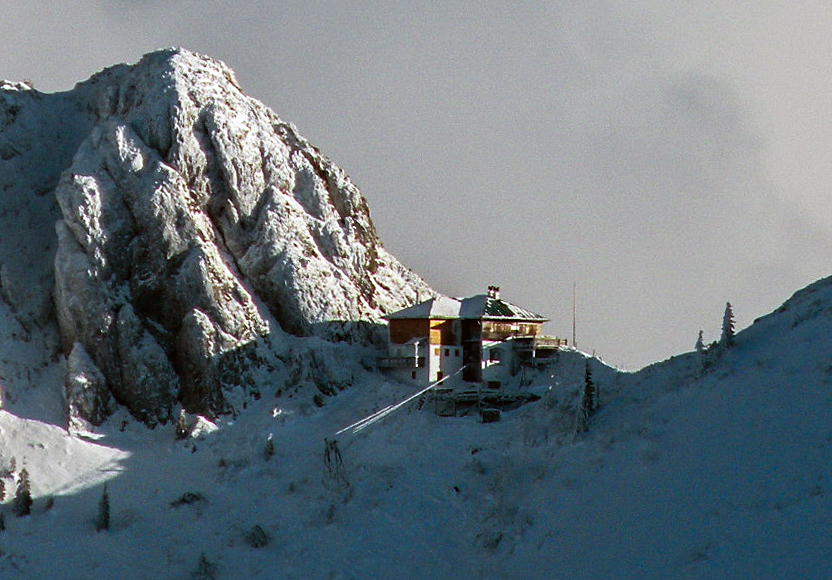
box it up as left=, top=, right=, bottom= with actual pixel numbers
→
left=383, top=288, right=555, bottom=388
left=429, top=319, right=458, bottom=345
left=388, top=319, right=430, bottom=345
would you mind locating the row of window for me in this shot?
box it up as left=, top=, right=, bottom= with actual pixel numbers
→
left=412, top=371, right=446, bottom=381
left=428, top=347, right=504, bottom=361
left=397, top=347, right=504, bottom=360
left=434, top=348, right=460, bottom=357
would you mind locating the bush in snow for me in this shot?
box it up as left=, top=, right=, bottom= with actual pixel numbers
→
left=13, top=468, right=32, bottom=517
left=244, top=524, right=270, bottom=548
left=95, top=484, right=110, bottom=531
left=192, top=552, right=217, bottom=580
left=322, top=438, right=351, bottom=501
left=170, top=491, right=206, bottom=508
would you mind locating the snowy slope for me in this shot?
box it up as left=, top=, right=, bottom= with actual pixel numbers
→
left=0, top=275, right=830, bottom=579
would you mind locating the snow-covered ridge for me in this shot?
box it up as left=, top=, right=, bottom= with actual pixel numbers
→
left=0, top=48, right=434, bottom=424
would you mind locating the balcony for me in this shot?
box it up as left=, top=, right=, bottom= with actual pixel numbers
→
left=513, top=336, right=568, bottom=352
left=378, top=356, right=426, bottom=369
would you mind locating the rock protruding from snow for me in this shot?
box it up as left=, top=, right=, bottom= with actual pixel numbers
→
left=42, top=48, right=434, bottom=421
left=65, top=343, right=113, bottom=428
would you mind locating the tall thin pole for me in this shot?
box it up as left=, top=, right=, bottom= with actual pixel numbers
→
left=572, top=281, right=577, bottom=348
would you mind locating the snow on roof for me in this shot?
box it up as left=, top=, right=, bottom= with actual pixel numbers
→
left=460, top=294, right=548, bottom=322
left=385, top=294, right=547, bottom=322
left=385, top=296, right=462, bottom=320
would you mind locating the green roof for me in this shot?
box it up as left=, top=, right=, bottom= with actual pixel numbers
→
left=386, top=294, right=547, bottom=323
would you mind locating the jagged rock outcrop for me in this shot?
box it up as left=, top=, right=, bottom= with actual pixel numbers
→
left=1, top=48, right=434, bottom=424
left=65, top=342, right=113, bottom=429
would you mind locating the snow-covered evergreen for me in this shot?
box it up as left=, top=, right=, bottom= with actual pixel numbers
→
left=721, top=302, right=735, bottom=347
left=12, top=467, right=32, bottom=517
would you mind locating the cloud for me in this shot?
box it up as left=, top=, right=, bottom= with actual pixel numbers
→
left=3, top=0, right=830, bottom=367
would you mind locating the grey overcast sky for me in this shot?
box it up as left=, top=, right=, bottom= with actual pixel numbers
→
left=5, top=1, right=832, bottom=369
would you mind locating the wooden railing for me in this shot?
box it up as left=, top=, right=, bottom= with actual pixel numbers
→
left=377, top=356, right=426, bottom=369
left=513, top=336, right=568, bottom=351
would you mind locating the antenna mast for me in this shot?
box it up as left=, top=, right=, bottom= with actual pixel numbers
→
left=572, top=281, right=577, bottom=349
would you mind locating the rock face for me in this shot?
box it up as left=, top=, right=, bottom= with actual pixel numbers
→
left=1, top=49, right=433, bottom=424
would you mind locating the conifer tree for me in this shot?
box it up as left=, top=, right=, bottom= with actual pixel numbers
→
left=193, top=552, right=217, bottom=580
left=695, top=330, right=705, bottom=354
left=13, top=468, right=32, bottom=517
left=175, top=410, right=189, bottom=440
left=694, top=329, right=707, bottom=372
left=96, top=484, right=110, bottom=531
left=576, top=360, right=596, bottom=433
left=721, top=302, right=735, bottom=347
left=575, top=403, right=589, bottom=434
left=264, top=433, right=274, bottom=461
left=583, top=360, right=597, bottom=414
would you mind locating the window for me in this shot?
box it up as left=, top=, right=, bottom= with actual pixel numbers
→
left=455, top=349, right=460, bottom=357
left=437, top=371, right=444, bottom=380
left=434, top=348, right=440, bottom=356
left=412, top=371, right=417, bottom=380
left=444, top=348, right=450, bottom=357
left=490, top=348, right=502, bottom=362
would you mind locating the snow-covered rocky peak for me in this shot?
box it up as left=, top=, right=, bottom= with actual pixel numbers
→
left=1, top=48, right=434, bottom=424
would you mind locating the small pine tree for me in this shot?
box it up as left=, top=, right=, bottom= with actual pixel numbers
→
left=245, top=524, right=271, bottom=548
left=13, top=468, right=32, bottom=517
left=175, top=410, right=189, bottom=440
left=264, top=434, right=274, bottom=461
left=575, top=404, right=589, bottom=434
left=193, top=552, right=217, bottom=580
left=721, top=302, right=735, bottom=347
left=96, top=484, right=110, bottom=531
left=583, top=360, right=597, bottom=414
left=695, top=330, right=705, bottom=354
left=695, top=329, right=706, bottom=372
left=576, top=360, right=596, bottom=433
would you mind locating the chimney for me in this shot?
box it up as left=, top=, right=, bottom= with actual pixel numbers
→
left=487, top=285, right=500, bottom=299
